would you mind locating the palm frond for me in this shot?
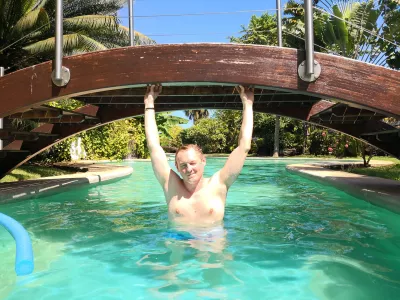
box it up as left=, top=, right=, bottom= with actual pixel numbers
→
left=64, top=0, right=126, bottom=18
left=64, top=15, right=119, bottom=33
left=114, top=25, right=156, bottom=45
left=331, top=5, right=350, bottom=54
left=11, top=7, right=50, bottom=37
left=23, top=33, right=107, bottom=55
left=33, top=0, right=51, bottom=10
left=2, top=0, right=32, bottom=33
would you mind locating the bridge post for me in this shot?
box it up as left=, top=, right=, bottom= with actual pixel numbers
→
left=298, top=0, right=321, bottom=82
left=51, top=0, right=70, bottom=87
left=0, top=67, right=3, bottom=150
left=276, top=0, right=283, bottom=47
left=128, top=0, right=135, bottom=46
left=273, top=0, right=283, bottom=158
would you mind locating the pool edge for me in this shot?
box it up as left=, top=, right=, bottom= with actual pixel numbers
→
left=286, top=161, right=400, bottom=214
left=0, top=163, right=133, bottom=205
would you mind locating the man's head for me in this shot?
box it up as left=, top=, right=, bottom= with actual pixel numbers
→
left=175, top=144, right=206, bottom=184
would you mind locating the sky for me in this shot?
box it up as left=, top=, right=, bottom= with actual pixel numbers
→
left=117, top=0, right=286, bottom=128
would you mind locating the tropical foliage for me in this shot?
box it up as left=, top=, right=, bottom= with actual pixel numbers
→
left=180, top=118, right=230, bottom=153
left=184, top=109, right=210, bottom=125
left=0, top=0, right=154, bottom=72
left=35, top=113, right=188, bottom=161
left=284, top=0, right=400, bottom=67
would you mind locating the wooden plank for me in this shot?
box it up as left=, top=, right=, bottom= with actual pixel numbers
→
left=27, top=115, right=86, bottom=123
left=307, top=101, right=336, bottom=120
left=73, top=104, right=99, bottom=117
left=361, top=129, right=400, bottom=136
left=8, top=109, right=62, bottom=119
left=31, top=123, right=54, bottom=133
left=0, top=130, right=57, bottom=141
left=2, top=140, right=23, bottom=151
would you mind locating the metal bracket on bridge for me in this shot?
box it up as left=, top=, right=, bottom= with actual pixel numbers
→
left=298, top=60, right=321, bottom=82
left=51, top=66, right=70, bottom=87
left=51, top=0, right=70, bottom=87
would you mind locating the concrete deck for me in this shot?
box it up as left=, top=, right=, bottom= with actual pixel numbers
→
left=0, top=162, right=132, bottom=204
left=286, top=161, right=400, bottom=213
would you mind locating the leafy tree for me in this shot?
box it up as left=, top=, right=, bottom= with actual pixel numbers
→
left=378, top=0, right=400, bottom=69
left=35, top=112, right=188, bottom=161
left=154, top=113, right=188, bottom=137
left=213, top=110, right=242, bottom=151
left=180, top=118, right=229, bottom=153
left=230, top=13, right=279, bottom=45
left=160, top=125, right=183, bottom=152
left=184, top=109, right=210, bottom=125
left=0, top=0, right=154, bottom=72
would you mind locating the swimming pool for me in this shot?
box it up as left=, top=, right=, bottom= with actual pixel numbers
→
left=1, top=159, right=399, bottom=299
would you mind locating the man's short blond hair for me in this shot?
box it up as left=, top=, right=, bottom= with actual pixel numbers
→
left=175, top=144, right=204, bottom=164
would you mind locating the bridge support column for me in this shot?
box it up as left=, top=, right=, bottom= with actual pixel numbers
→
left=274, top=0, right=283, bottom=158
left=51, top=0, right=70, bottom=87
left=298, top=0, right=321, bottom=82
left=128, top=0, right=135, bottom=46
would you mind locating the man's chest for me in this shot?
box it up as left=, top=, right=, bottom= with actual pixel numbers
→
left=167, top=188, right=226, bottom=220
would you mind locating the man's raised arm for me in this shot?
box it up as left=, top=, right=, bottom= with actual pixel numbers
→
left=218, top=85, right=254, bottom=188
left=144, top=85, right=171, bottom=187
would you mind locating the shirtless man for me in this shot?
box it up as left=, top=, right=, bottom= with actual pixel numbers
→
left=144, top=84, right=254, bottom=226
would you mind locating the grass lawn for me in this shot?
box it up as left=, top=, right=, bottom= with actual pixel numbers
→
left=348, top=163, right=400, bottom=181
left=0, top=165, right=75, bottom=183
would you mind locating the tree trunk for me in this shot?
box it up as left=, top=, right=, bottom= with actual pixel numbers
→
left=303, top=122, right=309, bottom=154
left=273, top=116, right=280, bottom=157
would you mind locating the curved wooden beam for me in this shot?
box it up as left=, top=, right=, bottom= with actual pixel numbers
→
left=1, top=44, right=399, bottom=118
left=1, top=102, right=396, bottom=179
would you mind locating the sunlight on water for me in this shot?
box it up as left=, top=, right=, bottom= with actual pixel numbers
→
left=0, top=159, right=399, bottom=299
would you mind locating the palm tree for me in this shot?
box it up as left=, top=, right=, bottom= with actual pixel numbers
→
left=0, top=0, right=154, bottom=73
left=184, top=110, right=210, bottom=125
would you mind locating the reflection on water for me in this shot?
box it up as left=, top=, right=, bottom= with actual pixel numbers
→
left=0, top=159, right=400, bottom=299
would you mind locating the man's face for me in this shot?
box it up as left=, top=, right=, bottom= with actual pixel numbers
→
left=175, top=148, right=206, bottom=184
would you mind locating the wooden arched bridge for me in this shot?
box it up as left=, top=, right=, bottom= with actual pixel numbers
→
left=0, top=44, right=399, bottom=179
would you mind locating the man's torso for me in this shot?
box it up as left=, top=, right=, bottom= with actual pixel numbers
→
left=164, top=172, right=227, bottom=225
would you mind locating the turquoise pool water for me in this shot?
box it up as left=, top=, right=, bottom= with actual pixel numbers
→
left=1, top=159, right=400, bottom=299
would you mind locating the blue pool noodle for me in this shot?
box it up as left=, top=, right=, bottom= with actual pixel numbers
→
left=0, top=213, right=34, bottom=276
